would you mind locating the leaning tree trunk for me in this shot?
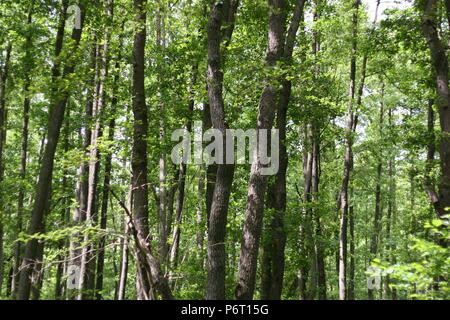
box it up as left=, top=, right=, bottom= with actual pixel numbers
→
left=236, top=0, right=286, bottom=300
left=116, top=186, right=132, bottom=300
left=17, top=2, right=86, bottom=300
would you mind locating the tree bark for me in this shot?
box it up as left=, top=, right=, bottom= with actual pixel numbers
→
left=116, top=187, right=131, bottom=300
left=96, top=9, right=119, bottom=299
left=0, top=42, right=12, bottom=297
left=12, top=3, right=35, bottom=297
left=205, top=0, right=239, bottom=300
left=156, top=2, right=168, bottom=261
left=337, top=0, right=360, bottom=301
left=18, top=2, right=86, bottom=300
left=54, top=111, right=71, bottom=300
left=368, top=85, right=384, bottom=300
left=169, top=65, right=198, bottom=271
left=261, top=0, right=306, bottom=300
left=422, top=0, right=450, bottom=219
left=236, top=0, right=286, bottom=300
left=348, top=189, right=355, bottom=300
left=131, top=0, right=173, bottom=300
left=131, top=0, right=152, bottom=299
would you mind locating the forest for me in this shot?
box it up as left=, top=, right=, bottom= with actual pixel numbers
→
left=0, top=0, right=449, bottom=301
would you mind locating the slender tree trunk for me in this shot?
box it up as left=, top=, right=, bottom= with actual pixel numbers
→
left=96, top=11, right=118, bottom=298
left=387, top=107, right=397, bottom=299
left=166, top=167, right=180, bottom=241
left=117, top=224, right=129, bottom=300
left=70, top=39, right=98, bottom=300
left=300, top=125, right=318, bottom=300
left=65, top=11, right=94, bottom=302
left=348, top=189, right=355, bottom=300
left=78, top=42, right=103, bottom=300
left=169, top=163, right=186, bottom=271
left=369, top=86, right=384, bottom=300
left=0, top=43, right=12, bottom=297
left=117, top=187, right=132, bottom=300
left=18, top=2, right=86, bottom=300
left=169, top=65, right=198, bottom=271
left=311, top=1, right=327, bottom=300
left=12, top=3, right=35, bottom=297
left=156, top=2, right=168, bottom=261
left=95, top=110, right=114, bottom=301
left=338, top=0, right=360, bottom=301
left=197, top=165, right=205, bottom=250
left=204, top=103, right=216, bottom=229
left=311, top=132, right=326, bottom=299
left=299, top=126, right=313, bottom=300
left=131, top=0, right=173, bottom=300
left=80, top=1, right=114, bottom=298
left=236, top=0, right=286, bottom=300
left=54, top=108, right=71, bottom=299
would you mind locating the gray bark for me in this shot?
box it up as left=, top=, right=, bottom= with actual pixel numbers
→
left=18, top=2, right=86, bottom=300
left=205, top=0, right=239, bottom=300
left=236, top=0, right=286, bottom=300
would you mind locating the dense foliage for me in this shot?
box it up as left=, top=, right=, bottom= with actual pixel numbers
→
left=0, top=0, right=448, bottom=300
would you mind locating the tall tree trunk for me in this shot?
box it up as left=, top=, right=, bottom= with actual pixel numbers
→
left=67, top=12, right=92, bottom=302
left=348, top=189, right=355, bottom=300
left=80, top=1, right=114, bottom=299
left=131, top=0, right=152, bottom=299
left=12, top=3, right=35, bottom=297
left=368, top=85, right=384, bottom=300
left=169, top=65, right=198, bottom=271
left=311, top=131, right=326, bottom=299
left=422, top=0, right=450, bottom=219
left=204, top=102, right=216, bottom=229
left=55, top=110, right=71, bottom=299
left=117, top=187, right=132, bottom=300
left=131, top=0, right=173, bottom=300
left=18, top=2, right=86, bottom=300
left=387, top=107, right=397, bottom=299
left=69, top=39, right=98, bottom=300
left=298, top=126, right=313, bottom=300
left=205, top=0, right=239, bottom=300
left=96, top=9, right=118, bottom=298
left=337, top=0, right=360, bottom=301
left=0, top=42, right=12, bottom=297
left=78, top=42, right=102, bottom=300
left=156, top=2, right=168, bottom=261
left=236, top=0, right=286, bottom=300
left=261, top=0, right=306, bottom=300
